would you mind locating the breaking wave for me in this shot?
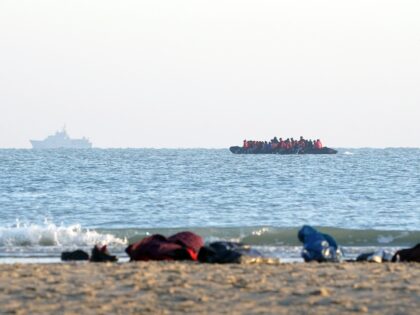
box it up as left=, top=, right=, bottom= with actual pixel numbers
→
left=0, top=221, right=127, bottom=248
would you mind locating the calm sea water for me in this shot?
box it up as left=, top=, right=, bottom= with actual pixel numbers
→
left=0, top=148, right=419, bottom=262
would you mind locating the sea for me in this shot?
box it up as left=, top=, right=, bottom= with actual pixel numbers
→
left=0, top=148, right=419, bottom=263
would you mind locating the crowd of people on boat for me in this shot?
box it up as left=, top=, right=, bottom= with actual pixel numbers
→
left=243, top=136, right=323, bottom=151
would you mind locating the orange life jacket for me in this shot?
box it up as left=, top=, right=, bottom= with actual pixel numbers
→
left=315, top=140, right=323, bottom=149
left=279, top=141, right=285, bottom=149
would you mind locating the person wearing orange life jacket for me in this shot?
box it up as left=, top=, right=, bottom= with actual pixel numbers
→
left=279, top=138, right=285, bottom=149
left=314, top=139, right=323, bottom=150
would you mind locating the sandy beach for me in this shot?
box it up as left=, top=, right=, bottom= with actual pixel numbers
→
left=0, top=261, right=418, bottom=315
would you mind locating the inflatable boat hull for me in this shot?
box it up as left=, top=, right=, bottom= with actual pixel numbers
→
left=229, top=146, right=338, bottom=154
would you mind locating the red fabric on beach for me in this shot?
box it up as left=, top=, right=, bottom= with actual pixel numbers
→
left=125, top=232, right=204, bottom=261
left=167, top=231, right=204, bottom=253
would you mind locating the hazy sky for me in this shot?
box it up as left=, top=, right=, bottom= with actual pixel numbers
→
left=1, top=0, right=419, bottom=148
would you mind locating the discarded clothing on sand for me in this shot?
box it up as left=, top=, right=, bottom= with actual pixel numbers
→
left=392, top=243, right=420, bottom=262
left=61, top=246, right=118, bottom=262
left=356, top=250, right=393, bottom=263
left=61, top=249, right=89, bottom=261
left=298, top=225, right=342, bottom=262
left=90, top=245, right=118, bottom=262
left=125, top=231, right=204, bottom=261
left=198, top=241, right=263, bottom=264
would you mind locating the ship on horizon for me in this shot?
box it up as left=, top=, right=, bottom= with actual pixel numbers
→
left=30, top=127, right=92, bottom=149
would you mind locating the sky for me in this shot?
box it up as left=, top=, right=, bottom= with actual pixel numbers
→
left=0, top=0, right=419, bottom=148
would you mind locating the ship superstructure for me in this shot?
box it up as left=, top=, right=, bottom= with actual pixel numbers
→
left=30, top=127, right=92, bottom=149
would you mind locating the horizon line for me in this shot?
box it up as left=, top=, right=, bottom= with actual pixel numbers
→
left=0, top=146, right=419, bottom=150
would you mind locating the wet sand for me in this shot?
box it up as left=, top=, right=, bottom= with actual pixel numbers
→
left=0, top=262, right=419, bottom=314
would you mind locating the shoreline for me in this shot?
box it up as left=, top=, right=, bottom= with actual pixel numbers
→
left=0, top=244, right=409, bottom=265
left=0, top=261, right=418, bottom=314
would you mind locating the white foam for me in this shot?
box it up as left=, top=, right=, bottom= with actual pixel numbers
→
left=251, top=227, right=270, bottom=236
left=377, top=235, right=394, bottom=244
left=0, top=221, right=127, bottom=248
left=343, top=151, right=354, bottom=155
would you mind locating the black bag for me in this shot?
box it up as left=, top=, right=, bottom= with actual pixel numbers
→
left=61, top=249, right=89, bottom=261
left=198, top=241, right=261, bottom=263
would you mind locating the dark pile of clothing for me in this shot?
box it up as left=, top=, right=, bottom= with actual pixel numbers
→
left=61, top=227, right=420, bottom=264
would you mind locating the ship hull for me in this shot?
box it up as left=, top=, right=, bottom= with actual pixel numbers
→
left=30, top=140, right=92, bottom=149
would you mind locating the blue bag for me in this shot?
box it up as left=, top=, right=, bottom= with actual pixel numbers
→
left=298, top=225, right=342, bottom=262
